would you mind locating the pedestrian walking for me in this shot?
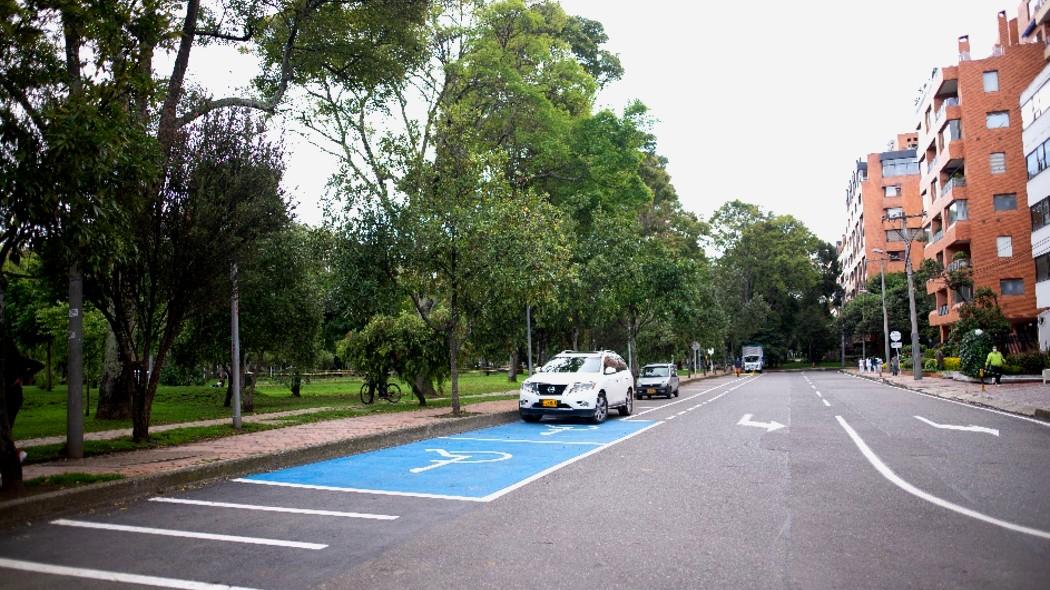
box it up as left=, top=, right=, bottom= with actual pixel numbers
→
left=858, top=358, right=863, bottom=372
left=985, top=346, right=1005, bottom=386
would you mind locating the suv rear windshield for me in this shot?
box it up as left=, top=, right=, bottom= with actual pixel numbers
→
left=540, top=356, right=601, bottom=373
left=640, top=366, right=670, bottom=377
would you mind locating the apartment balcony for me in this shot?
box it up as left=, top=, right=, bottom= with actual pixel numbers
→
left=939, top=139, right=964, bottom=172
left=946, top=257, right=970, bottom=272
left=933, top=98, right=961, bottom=131
left=929, top=303, right=962, bottom=326
left=926, top=275, right=947, bottom=295
left=924, top=220, right=971, bottom=257
left=1036, top=0, right=1050, bottom=26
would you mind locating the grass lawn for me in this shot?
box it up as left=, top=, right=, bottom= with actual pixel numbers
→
left=15, top=371, right=523, bottom=441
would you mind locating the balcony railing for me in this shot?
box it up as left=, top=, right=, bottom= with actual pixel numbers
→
left=926, top=155, right=940, bottom=175
left=946, top=258, right=970, bottom=272
left=929, top=230, right=944, bottom=244
left=934, top=97, right=959, bottom=127
left=942, top=175, right=966, bottom=196
left=938, top=304, right=949, bottom=316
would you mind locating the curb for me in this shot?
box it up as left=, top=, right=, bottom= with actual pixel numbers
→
left=841, top=370, right=1050, bottom=422
left=0, top=409, right=520, bottom=530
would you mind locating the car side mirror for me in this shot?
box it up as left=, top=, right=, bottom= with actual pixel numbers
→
left=604, top=366, right=616, bottom=375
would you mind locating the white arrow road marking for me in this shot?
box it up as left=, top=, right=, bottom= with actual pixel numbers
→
left=409, top=448, right=512, bottom=473
left=914, top=416, right=999, bottom=437
left=737, top=414, right=786, bottom=433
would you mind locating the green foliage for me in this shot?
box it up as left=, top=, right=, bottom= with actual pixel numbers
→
left=1005, top=351, right=1047, bottom=375
left=958, top=330, right=992, bottom=378
left=341, top=312, right=449, bottom=391
left=943, top=357, right=961, bottom=371
left=950, top=288, right=1010, bottom=345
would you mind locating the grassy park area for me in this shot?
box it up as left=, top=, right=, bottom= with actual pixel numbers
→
left=15, top=371, right=523, bottom=443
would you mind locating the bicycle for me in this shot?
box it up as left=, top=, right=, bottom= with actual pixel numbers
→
left=359, top=377, right=403, bottom=404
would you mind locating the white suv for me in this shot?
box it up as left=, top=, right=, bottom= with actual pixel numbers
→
left=519, top=351, right=634, bottom=423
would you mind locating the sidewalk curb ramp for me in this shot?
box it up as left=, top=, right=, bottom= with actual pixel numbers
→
left=0, top=409, right=519, bottom=530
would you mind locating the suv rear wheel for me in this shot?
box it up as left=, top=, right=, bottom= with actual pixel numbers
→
left=618, top=390, right=633, bottom=416
left=592, top=394, right=608, bottom=424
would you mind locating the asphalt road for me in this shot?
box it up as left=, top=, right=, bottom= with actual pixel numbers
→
left=1, top=372, right=1049, bottom=589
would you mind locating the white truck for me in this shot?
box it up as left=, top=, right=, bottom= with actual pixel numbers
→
left=742, top=345, right=764, bottom=373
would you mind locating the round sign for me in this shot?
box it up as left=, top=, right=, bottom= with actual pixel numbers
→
left=691, top=341, right=701, bottom=351
left=890, top=330, right=902, bottom=342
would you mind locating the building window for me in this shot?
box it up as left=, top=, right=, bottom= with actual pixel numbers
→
left=1037, top=252, right=1050, bottom=283
left=882, top=157, right=919, bottom=177
left=983, top=71, right=999, bottom=92
left=997, top=236, right=1013, bottom=257
left=986, top=111, right=1010, bottom=128
left=884, top=185, right=901, bottom=197
left=993, top=194, right=1017, bottom=211
left=1032, top=196, right=1050, bottom=230
left=887, top=250, right=903, bottom=261
left=885, top=207, right=904, bottom=219
left=885, top=229, right=905, bottom=242
left=1022, top=77, right=1050, bottom=129
left=947, top=200, right=968, bottom=224
left=1001, top=279, right=1024, bottom=295
left=990, top=152, right=1007, bottom=174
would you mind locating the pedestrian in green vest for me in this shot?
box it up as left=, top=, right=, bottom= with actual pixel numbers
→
left=985, top=346, right=1005, bottom=386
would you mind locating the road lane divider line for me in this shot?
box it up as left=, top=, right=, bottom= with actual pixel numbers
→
left=50, top=519, right=328, bottom=550
left=147, top=497, right=399, bottom=520
left=822, top=399, right=831, bottom=407
left=630, top=377, right=757, bottom=418
left=438, top=436, right=603, bottom=446
left=0, top=557, right=260, bottom=590
left=835, top=416, right=1050, bottom=541
left=479, top=421, right=663, bottom=502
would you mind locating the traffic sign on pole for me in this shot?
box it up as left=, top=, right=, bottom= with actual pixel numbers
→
left=890, top=331, right=902, bottom=342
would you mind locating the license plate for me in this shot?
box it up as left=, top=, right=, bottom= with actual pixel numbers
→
left=541, top=399, right=558, bottom=408
left=647, top=388, right=656, bottom=394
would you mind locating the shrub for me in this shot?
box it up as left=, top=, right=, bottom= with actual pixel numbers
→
left=1005, top=351, right=1047, bottom=375
left=923, top=359, right=937, bottom=371
left=943, top=357, right=961, bottom=371
left=1002, top=364, right=1023, bottom=375
left=958, top=330, right=992, bottom=378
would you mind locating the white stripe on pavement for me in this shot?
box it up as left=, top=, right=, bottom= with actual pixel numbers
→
left=439, top=436, right=603, bottom=446
left=822, top=399, right=831, bottom=407
left=148, top=497, right=399, bottom=520
left=631, top=376, right=759, bottom=418
left=835, top=416, right=1050, bottom=541
left=0, top=557, right=260, bottom=590
left=50, top=519, right=327, bottom=550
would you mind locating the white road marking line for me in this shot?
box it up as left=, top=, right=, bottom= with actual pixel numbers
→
left=0, top=557, right=259, bottom=590
left=676, top=411, right=687, bottom=416
left=631, top=377, right=756, bottom=418
left=822, top=399, right=831, bottom=407
left=478, top=422, right=664, bottom=502
left=913, top=416, right=999, bottom=437
left=835, top=416, right=1050, bottom=541
left=439, top=436, right=603, bottom=446
left=844, top=373, right=1050, bottom=428
left=50, top=519, right=327, bottom=550
left=233, top=479, right=489, bottom=502
left=815, top=391, right=823, bottom=397
left=666, top=415, right=677, bottom=420
left=147, top=497, right=399, bottom=520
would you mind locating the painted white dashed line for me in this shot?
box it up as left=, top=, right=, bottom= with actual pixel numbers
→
left=815, top=391, right=823, bottom=397
left=148, top=498, right=399, bottom=520
left=0, top=557, right=260, bottom=590
left=631, top=377, right=757, bottom=418
left=666, top=415, right=677, bottom=420
left=50, top=519, right=327, bottom=550
left=835, top=416, right=1050, bottom=541
left=822, top=399, right=831, bottom=407
left=677, top=411, right=687, bottom=416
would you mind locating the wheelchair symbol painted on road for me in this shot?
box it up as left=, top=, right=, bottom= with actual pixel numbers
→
left=540, top=425, right=599, bottom=437
left=409, top=448, right=513, bottom=474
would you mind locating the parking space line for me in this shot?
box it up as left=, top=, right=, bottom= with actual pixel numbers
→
left=50, top=519, right=328, bottom=550
left=147, top=498, right=398, bottom=520
left=234, top=479, right=489, bottom=502
left=438, top=436, right=603, bottom=446
left=835, top=416, right=1050, bottom=541
left=0, top=557, right=260, bottom=590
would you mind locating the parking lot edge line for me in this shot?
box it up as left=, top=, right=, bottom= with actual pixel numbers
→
left=631, top=376, right=758, bottom=418
left=0, top=557, right=261, bottom=590
left=231, top=478, right=489, bottom=503
left=50, top=519, right=328, bottom=550
left=147, top=497, right=399, bottom=520
left=437, top=436, right=604, bottom=446
left=479, top=421, right=664, bottom=503
left=834, top=416, right=1050, bottom=541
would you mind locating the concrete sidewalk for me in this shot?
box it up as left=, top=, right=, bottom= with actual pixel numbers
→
left=847, top=369, right=1050, bottom=420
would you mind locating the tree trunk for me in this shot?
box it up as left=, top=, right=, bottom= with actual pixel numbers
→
left=507, top=349, right=519, bottom=382
left=0, top=289, right=24, bottom=494
left=45, top=337, right=52, bottom=391
left=129, top=360, right=150, bottom=441
left=449, top=329, right=461, bottom=415
left=628, top=316, right=639, bottom=379
left=410, top=374, right=435, bottom=406
left=224, top=368, right=233, bottom=407
left=290, top=374, right=301, bottom=398
left=97, top=346, right=132, bottom=420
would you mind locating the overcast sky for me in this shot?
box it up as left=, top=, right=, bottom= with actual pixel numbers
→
left=187, top=0, right=1012, bottom=243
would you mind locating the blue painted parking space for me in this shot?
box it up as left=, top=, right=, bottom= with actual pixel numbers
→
left=239, top=419, right=656, bottom=502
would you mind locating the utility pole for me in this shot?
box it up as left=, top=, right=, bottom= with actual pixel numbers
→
left=871, top=249, right=891, bottom=365
left=66, top=265, right=83, bottom=458
left=885, top=212, right=926, bottom=381
left=526, top=305, right=533, bottom=374
left=230, top=261, right=241, bottom=429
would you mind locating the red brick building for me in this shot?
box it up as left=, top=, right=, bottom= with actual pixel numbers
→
left=838, top=134, right=923, bottom=302
left=916, top=11, right=1045, bottom=344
